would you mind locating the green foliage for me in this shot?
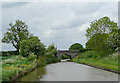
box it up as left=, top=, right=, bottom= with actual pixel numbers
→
left=76, top=50, right=119, bottom=63
left=73, top=51, right=119, bottom=71
left=86, top=33, right=111, bottom=56
left=78, top=51, right=100, bottom=59
left=2, top=69, right=16, bottom=81
left=2, top=20, right=33, bottom=52
left=20, top=36, right=45, bottom=57
left=37, top=56, right=47, bottom=67
left=1, top=20, right=61, bottom=81
left=0, top=56, right=12, bottom=60
left=1, top=54, right=50, bottom=81
left=86, top=34, right=108, bottom=50
left=85, top=16, right=118, bottom=57
left=86, top=16, right=118, bottom=39
left=28, top=53, right=37, bottom=61
left=107, top=29, right=120, bottom=50
left=1, top=51, right=19, bottom=56
left=69, top=43, right=84, bottom=52
left=1, top=56, right=30, bottom=81
left=45, top=44, right=59, bottom=64
left=46, top=44, right=57, bottom=54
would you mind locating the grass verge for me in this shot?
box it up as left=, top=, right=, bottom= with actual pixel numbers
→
left=1, top=55, right=59, bottom=82
left=72, top=51, right=119, bottom=73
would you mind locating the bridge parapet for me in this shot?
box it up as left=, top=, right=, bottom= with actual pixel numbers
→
left=56, top=50, right=79, bottom=59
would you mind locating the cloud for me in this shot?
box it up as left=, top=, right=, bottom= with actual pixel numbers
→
left=119, top=2, right=120, bottom=28
left=1, top=2, right=118, bottom=51
left=2, top=0, right=119, bottom=2
left=2, top=2, right=29, bottom=8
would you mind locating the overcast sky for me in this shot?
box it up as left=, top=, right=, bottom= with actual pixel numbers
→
left=0, top=1, right=118, bottom=51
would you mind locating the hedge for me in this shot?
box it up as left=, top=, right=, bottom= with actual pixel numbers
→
left=1, top=51, right=19, bottom=56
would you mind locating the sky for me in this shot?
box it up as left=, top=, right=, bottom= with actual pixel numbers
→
left=0, top=0, right=119, bottom=51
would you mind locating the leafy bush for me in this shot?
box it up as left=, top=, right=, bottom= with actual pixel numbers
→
left=46, top=55, right=59, bottom=64
left=2, top=69, right=16, bottom=81
left=1, top=51, right=19, bottom=56
left=78, top=51, right=104, bottom=59
left=79, top=51, right=92, bottom=59
left=28, top=53, right=37, bottom=61
left=86, top=33, right=112, bottom=57
left=20, top=36, right=45, bottom=57
left=37, top=56, right=47, bottom=67
left=45, top=44, right=59, bottom=64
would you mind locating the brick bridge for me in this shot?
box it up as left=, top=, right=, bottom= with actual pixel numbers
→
left=56, top=50, right=79, bottom=60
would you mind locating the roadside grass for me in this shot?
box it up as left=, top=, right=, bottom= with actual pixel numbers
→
left=72, top=51, right=119, bottom=72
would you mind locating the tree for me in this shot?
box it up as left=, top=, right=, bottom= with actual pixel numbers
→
left=86, top=33, right=109, bottom=50
left=85, top=16, right=118, bottom=39
left=20, top=36, right=45, bottom=57
left=69, top=43, right=84, bottom=52
left=86, top=33, right=111, bottom=56
left=2, top=20, right=32, bottom=52
left=45, top=44, right=57, bottom=57
left=107, top=29, right=120, bottom=51
left=85, top=16, right=119, bottom=56
left=45, top=44, right=59, bottom=63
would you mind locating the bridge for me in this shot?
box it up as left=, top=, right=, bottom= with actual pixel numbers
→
left=56, top=50, right=79, bottom=60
